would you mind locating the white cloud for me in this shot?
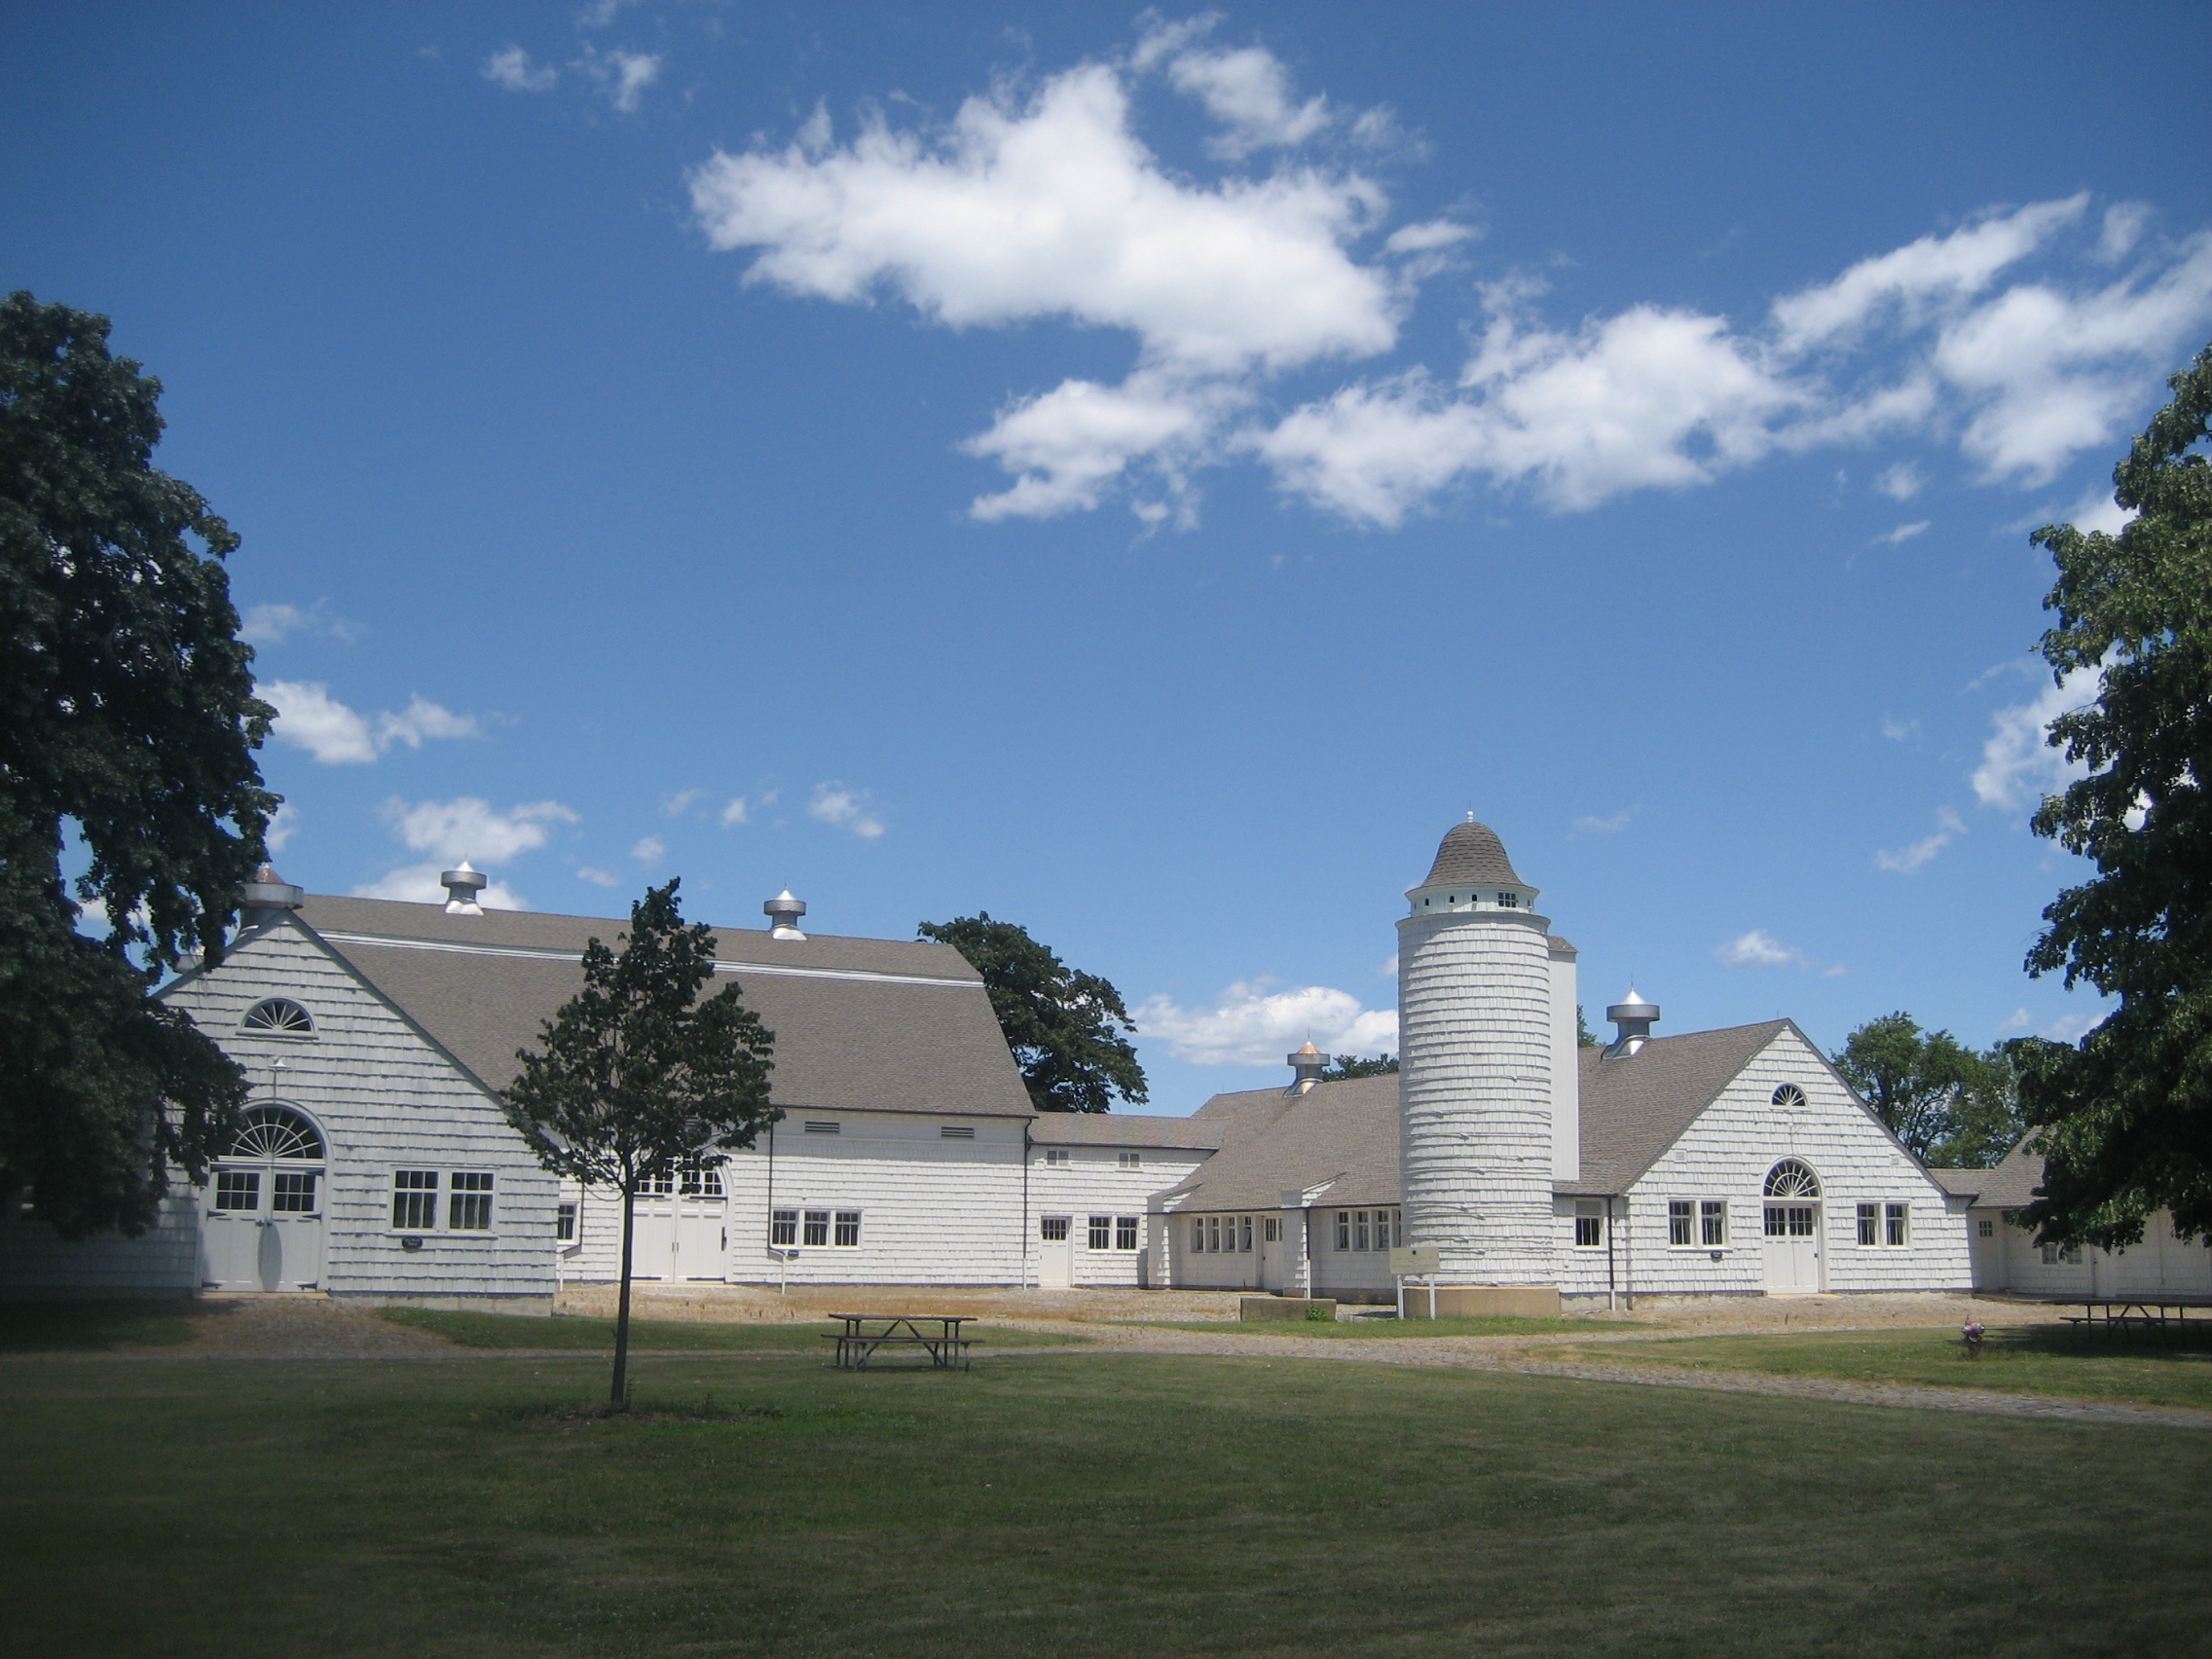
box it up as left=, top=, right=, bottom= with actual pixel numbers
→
left=1132, top=977, right=1397, bottom=1067
left=383, top=796, right=578, bottom=863
left=261, top=682, right=477, bottom=765
left=1998, top=1008, right=2031, bottom=1032
left=2059, top=482, right=2137, bottom=537
left=1145, top=29, right=1334, bottom=158
left=719, top=796, right=751, bottom=827
left=2043, top=1012, right=2106, bottom=1044
left=584, top=47, right=660, bottom=113
left=575, top=866, right=619, bottom=887
left=1874, top=520, right=1930, bottom=545
left=1873, top=461, right=1923, bottom=500
left=484, top=46, right=557, bottom=92
left=808, top=783, right=885, bottom=838
left=630, top=835, right=665, bottom=865
left=1881, top=717, right=1919, bottom=742
left=1971, top=664, right=2101, bottom=810
left=265, top=802, right=299, bottom=853
left=694, top=28, right=2212, bottom=528
left=662, top=789, right=703, bottom=817
left=1572, top=810, right=1632, bottom=834
left=2098, top=202, right=2153, bottom=264
left=376, top=695, right=478, bottom=751
left=1770, top=197, right=2087, bottom=351
left=1876, top=806, right=1966, bottom=873
left=352, top=864, right=528, bottom=910
left=1716, top=930, right=1804, bottom=969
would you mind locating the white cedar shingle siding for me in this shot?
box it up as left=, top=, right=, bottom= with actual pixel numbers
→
left=162, top=922, right=558, bottom=1300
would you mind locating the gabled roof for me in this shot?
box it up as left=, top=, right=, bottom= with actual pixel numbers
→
left=1028, top=1113, right=1228, bottom=1150
left=1158, top=1075, right=1399, bottom=1211
left=268, top=894, right=1035, bottom=1119
left=1568, top=1020, right=1792, bottom=1195
left=1932, top=1140, right=2045, bottom=1209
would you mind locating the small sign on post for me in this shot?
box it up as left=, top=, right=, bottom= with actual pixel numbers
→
left=1391, top=1245, right=1441, bottom=1321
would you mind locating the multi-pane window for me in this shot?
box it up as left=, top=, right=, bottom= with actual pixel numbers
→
left=1354, top=1211, right=1371, bottom=1252
left=804, top=1209, right=830, bottom=1247
left=1669, top=1200, right=1694, bottom=1245
left=1766, top=1205, right=1816, bottom=1238
left=1116, top=1215, right=1139, bottom=1250
left=1191, top=1218, right=1204, bottom=1251
left=1208, top=1215, right=1223, bottom=1253
left=1335, top=1211, right=1351, bottom=1250
left=770, top=1209, right=797, bottom=1246
left=272, top=1171, right=318, bottom=1214
left=677, top=1158, right=724, bottom=1198
left=1885, top=1203, right=1909, bottom=1247
left=2041, top=1240, right=2083, bottom=1265
left=1701, top=1201, right=1726, bottom=1245
left=1977, top=1217, right=1995, bottom=1237
left=1045, top=1149, right=1070, bottom=1166
left=1497, top=892, right=1519, bottom=908
left=1042, top=1216, right=1070, bottom=1242
left=1574, top=1199, right=1604, bottom=1248
left=834, top=1210, right=861, bottom=1247
left=1264, top=1216, right=1280, bottom=1242
left=556, top=1202, right=577, bottom=1242
left=639, top=1163, right=676, bottom=1198
left=1088, top=1215, right=1112, bottom=1250
left=1238, top=1215, right=1253, bottom=1253
left=1857, top=1202, right=1881, bottom=1246
left=1118, top=1151, right=1141, bottom=1169
left=391, top=1170, right=438, bottom=1230
left=449, top=1172, right=494, bottom=1232
left=213, top=1170, right=260, bottom=1213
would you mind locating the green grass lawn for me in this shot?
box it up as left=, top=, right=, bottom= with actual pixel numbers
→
left=3, top=1349, right=2206, bottom=1657
left=377, top=1309, right=1088, bottom=1351
left=1132, top=1313, right=1639, bottom=1338
left=1550, top=1323, right=2212, bottom=1411
left=0, top=1297, right=214, bottom=1351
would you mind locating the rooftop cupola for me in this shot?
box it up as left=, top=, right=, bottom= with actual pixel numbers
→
left=240, top=864, right=304, bottom=927
left=1285, top=1041, right=1329, bottom=1095
left=1405, top=814, right=1539, bottom=915
left=764, top=890, right=807, bottom=941
left=1604, top=987, right=1660, bottom=1057
left=440, top=861, right=488, bottom=916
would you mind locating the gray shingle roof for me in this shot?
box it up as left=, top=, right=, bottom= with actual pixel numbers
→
left=1159, top=1076, right=1400, bottom=1210
left=1567, top=1021, right=1791, bottom=1195
left=1419, top=820, right=1525, bottom=889
left=285, top=894, right=1035, bottom=1119
left=1931, top=1140, right=2044, bottom=1208
left=1028, top=1114, right=1229, bottom=1149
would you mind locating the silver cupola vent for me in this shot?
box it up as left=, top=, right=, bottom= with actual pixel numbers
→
left=764, top=890, right=807, bottom=940
left=440, top=861, right=488, bottom=916
left=1604, top=986, right=1660, bottom=1057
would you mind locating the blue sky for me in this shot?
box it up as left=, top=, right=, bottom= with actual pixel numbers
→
left=9, top=4, right=2210, bottom=1112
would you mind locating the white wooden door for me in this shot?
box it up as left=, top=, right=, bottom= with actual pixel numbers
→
left=203, top=1162, right=324, bottom=1291
left=634, top=1161, right=727, bottom=1280
left=1038, top=1216, right=1073, bottom=1287
left=1762, top=1203, right=1822, bottom=1293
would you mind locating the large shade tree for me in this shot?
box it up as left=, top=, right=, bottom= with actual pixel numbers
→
left=917, top=913, right=1145, bottom=1113
left=0, top=292, right=276, bottom=1237
left=502, top=882, right=776, bottom=1404
left=2010, top=343, right=2212, bottom=1249
left=1831, top=1013, right=2021, bottom=1169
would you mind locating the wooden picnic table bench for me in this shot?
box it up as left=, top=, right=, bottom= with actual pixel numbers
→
left=2060, top=1300, right=2207, bottom=1334
left=825, top=1313, right=975, bottom=1371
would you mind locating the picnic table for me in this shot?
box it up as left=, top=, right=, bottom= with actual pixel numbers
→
left=2061, top=1300, right=2207, bottom=1334
left=825, top=1313, right=975, bottom=1371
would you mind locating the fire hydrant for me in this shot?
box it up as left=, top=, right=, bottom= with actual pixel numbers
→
left=1962, top=1318, right=1986, bottom=1358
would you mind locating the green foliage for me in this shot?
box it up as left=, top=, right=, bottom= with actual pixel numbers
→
left=1318, top=1052, right=1397, bottom=1080
left=1303, top=1303, right=1335, bottom=1321
left=0, top=292, right=276, bottom=1237
left=1831, top=1012, right=2022, bottom=1167
left=2014, top=344, right=2212, bottom=1250
left=501, top=880, right=777, bottom=1398
left=1576, top=1004, right=1598, bottom=1048
left=917, top=912, right=1145, bottom=1112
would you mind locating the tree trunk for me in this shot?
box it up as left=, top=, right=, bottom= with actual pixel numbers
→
left=612, top=1181, right=636, bottom=1406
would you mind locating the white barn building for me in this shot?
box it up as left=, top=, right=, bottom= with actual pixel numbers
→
left=5, top=820, right=2201, bottom=1308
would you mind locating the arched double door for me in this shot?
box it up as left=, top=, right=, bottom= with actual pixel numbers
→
left=631, top=1158, right=727, bottom=1280
left=1761, top=1158, right=1824, bottom=1294
left=202, top=1104, right=327, bottom=1292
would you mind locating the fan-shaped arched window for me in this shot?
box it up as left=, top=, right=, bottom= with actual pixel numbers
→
left=1764, top=1158, right=1821, bottom=1198
left=240, top=999, right=314, bottom=1038
left=230, top=1105, right=324, bottom=1161
left=1771, top=1084, right=1807, bottom=1110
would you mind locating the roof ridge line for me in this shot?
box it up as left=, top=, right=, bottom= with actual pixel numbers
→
left=314, top=930, right=980, bottom=988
